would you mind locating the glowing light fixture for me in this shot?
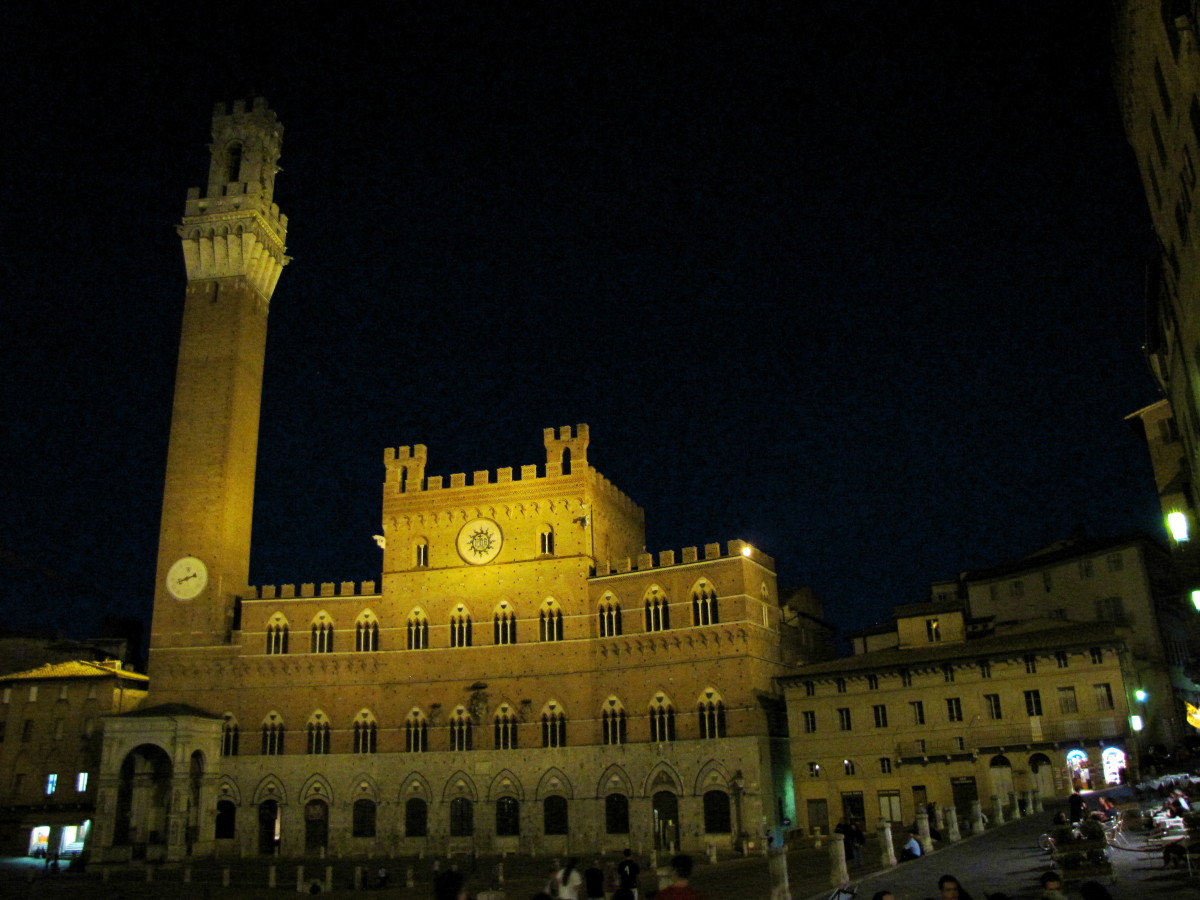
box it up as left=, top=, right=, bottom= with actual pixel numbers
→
left=741, top=545, right=752, bottom=557
left=1192, top=590, right=1200, bottom=612
left=1130, top=715, right=1144, bottom=732
left=1167, top=512, right=1189, bottom=542
left=1134, top=689, right=1147, bottom=702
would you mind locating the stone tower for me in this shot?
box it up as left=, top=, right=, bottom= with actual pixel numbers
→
left=151, top=98, right=288, bottom=654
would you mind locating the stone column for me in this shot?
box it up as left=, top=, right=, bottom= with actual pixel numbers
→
left=916, top=810, right=933, bottom=855
left=944, top=806, right=960, bottom=842
left=166, top=775, right=191, bottom=861
left=769, top=846, right=792, bottom=900
left=969, top=800, right=985, bottom=835
left=828, top=832, right=849, bottom=887
left=1008, top=791, right=1020, bottom=817
left=876, top=820, right=897, bottom=867
left=991, top=795, right=1005, bottom=825
left=1022, top=791, right=1034, bottom=816
left=930, top=804, right=944, bottom=833
left=1032, top=789, right=1044, bottom=813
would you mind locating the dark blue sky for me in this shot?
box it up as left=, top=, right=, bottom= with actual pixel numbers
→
left=2, top=2, right=1164, bottom=648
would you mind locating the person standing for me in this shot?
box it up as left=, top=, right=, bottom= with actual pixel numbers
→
left=550, top=858, right=583, bottom=900
left=584, top=860, right=605, bottom=900
left=617, top=849, right=640, bottom=900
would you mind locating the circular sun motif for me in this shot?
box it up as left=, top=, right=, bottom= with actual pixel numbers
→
left=457, top=518, right=503, bottom=565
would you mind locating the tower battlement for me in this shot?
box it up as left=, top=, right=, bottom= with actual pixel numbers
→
left=596, top=539, right=774, bottom=577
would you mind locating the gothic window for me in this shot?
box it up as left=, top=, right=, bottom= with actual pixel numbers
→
left=306, top=712, right=331, bottom=754
left=697, top=689, right=727, bottom=739
left=352, top=799, right=377, bottom=838
left=703, top=790, right=732, bottom=833
left=649, top=693, right=676, bottom=742
left=266, top=616, right=289, bottom=654
left=355, top=612, right=380, bottom=652
left=405, top=709, right=428, bottom=753
left=496, top=796, right=520, bottom=836
left=407, top=609, right=430, bottom=650
left=405, top=797, right=428, bottom=836
left=449, top=797, right=474, bottom=836
left=450, top=607, right=473, bottom=647
left=541, top=701, right=567, bottom=748
left=544, top=795, right=569, bottom=835
left=601, top=697, right=627, bottom=746
left=494, top=602, right=517, bottom=645
left=605, top=793, right=629, bottom=834
left=691, top=580, right=720, bottom=626
left=450, top=707, right=473, bottom=751
left=599, top=594, right=623, bottom=637
left=225, top=142, right=242, bottom=183
left=539, top=525, right=555, bottom=555
left=415, top=539, right=428, bottom=567
left=494, top=703, right=519, bottom=749
left=353, top=711, right=378, bottom=754
left=261, top=713, right=285, bottom=755
left=539, top=599, right=564, bottom=642
left=221, top=715, right=239, bottom=756
left=644, top=586, right=670, bottom=632
left=311, top=614, right=334, bottom=653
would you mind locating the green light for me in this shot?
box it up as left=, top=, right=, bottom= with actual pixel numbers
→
left=1134, top=689, right=1147, bottom=702
left=1192, top=590, right=1200, bottom=612
left=1168, top=511, right=1189, bottom=542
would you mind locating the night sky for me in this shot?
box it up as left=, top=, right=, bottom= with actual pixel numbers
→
left=2, top=2, right=1165, bottom=652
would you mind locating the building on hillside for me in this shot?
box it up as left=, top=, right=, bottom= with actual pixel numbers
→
left=0, top=660, right=147, bottom=857
left=90, top=99, right=833, bottom=864
left=780, top=604, right=1137, bottom=839
left=929, top=532, right=1194, bottom=749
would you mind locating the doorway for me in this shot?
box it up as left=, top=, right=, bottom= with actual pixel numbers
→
left=652, top=791, right=679, bottom=851
left=304, top=799, right=328, bottom=853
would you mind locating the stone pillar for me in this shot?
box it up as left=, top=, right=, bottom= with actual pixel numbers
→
left=1008, top=791, right=1020, bottom=818
left=1032, top=789, right=1044, bottom=813
left=406, top=865, right=415, bottom=888
left=944, top=806, right=960, bottom=842
left=296, top=865, right=305, bottom=893
left=1022, top=791, right=1034, bottom=816
left=829, top=832, right=849, bottom=887
left=354, top=866, right=362, bottom=889
left=876, top=820, right=897, bottom=867
left=969, top=800, right=985, bottom=835
left=223, top=867, right=231, bottom=887
left=324, top=866, right=333, bottom=892
left=931, top=805, right=944, bottom=833
left=916, top=810, right=933, bottom=855
left=991, top=795, right=1005, bottom=826
left=268, top=865, right=276, bottom=888
left=769, top=846, right=792, bottom=900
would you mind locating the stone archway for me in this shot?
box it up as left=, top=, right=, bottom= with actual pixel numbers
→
left=113, top=744, right=173, bottom=857
left=652, top=791, right=679, bottom=851
left=304, top=799, right=329, bottom=853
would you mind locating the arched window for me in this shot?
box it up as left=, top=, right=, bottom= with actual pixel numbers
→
left=644, top=586, right=670, bottom=632
left=261, top=712, right=285, bottom=755
left=541, top=701, right=567, bottom=748
left=353, top=799, right=377, bottom=837
left=544, top=795, right=569, bottom=835
left=539, top=599, right=564, bottom=642
left=703, top=790, right=732, bottom=833
left=414, top=539, right=429, bottom=567
left=405, top=797, right=428, bottom=836
left=221, top=715, right=240, bottom=756
left=605, top=793, right=630, bottom=834
left=355, top=612, right=380, bottom=652
left=215, top=799, right=237, bottom=839
left=306, top=711, right=331, bottom=754
left=450, top=706, right=473, bottom=751
left=697, top=689, right=727, bottom=739
left=602, top=697, right=626, bottom=746
left=494, top=703, right=519, bottom=749
left=539, top=525, right=555, bottom=555
left=353, top=711, right=378, bottom=754
left=449, top=797, right=474, bottom=836
left=266, top=615, right=289, bottom=654
left=650, top=693, right=676, bottom=742
left=225, top=142, right=242, bottom=183
left=599, top=594, right=622, bottom=637
left=450, top=606, right=473, bottom=648
left=405, top=709, right=428, bottom=753
left=691, top=580, right=720, bottom=626
left=496, top=796, right=520, bottom=836
left=407, top=609, right=429, bottom=650
left=311, top=614, right=334, bottom=653
left=494, top=602, right=517, bottom=645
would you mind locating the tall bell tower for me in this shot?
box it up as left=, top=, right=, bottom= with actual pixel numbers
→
left=151, top=98, right=288, bottom=654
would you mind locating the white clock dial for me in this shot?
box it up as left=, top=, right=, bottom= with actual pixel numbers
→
left=456, top=519, right=503, bottom=565
left=166, top=556, right=208, bottom=600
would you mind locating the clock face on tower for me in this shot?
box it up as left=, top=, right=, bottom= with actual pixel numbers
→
left=456, top=519, right=503, bottom=565
left=166, top=556, right=208, bottom=600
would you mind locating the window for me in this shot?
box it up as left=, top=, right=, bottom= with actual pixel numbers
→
left=900, top=669, right=912, bottom=687
left=352, top=800, right=377, bottom=838
left=943, top=663, right=955, bottom=683
left=604, top=794, right=629, bottom=834
left=1090, top=647, right=1104, bottom=664
left=221, top=719, right=240, bottom=756
left=802, top=711, right=817, bottom=734
left=415, top=541, right=428, bottom=567
left=1024, top=690, right=1043, bottom=717
left=261, top=717, right=285, bottom=755
left=1093, top=683, right=1114, bottom=711
left=405, top=798, right=428, bottom=837
left=601, top=706, right=626, bottom=746
left=984, top=693, right=1002, bottom=720
left=1097, top=596, right=1126, bottom=624
left=649, top=696, right=675, bottom=742
left=311, top=618, right=334, bottom=653
left=494, top=605, right=518, bottom=645
left=2, top=687, right=9, bottom=704
left=808, top=762, right=821, bottom=778
left=542, top=706, right=567, bottom=748
left=450, top=609, right=473, bottom=647
left=692, top=581, right=720, bottom=626
left=946, top=697, right=963, bottom=722
left=703, top=790, right=732, bottom=834
left=449, top=797, right=474, bottom=837
left=837, top=708, right=852, bottom=731
left=878, top=790, right=901, bottom=821
left=1043, top=570, right=1053, bottom=591
left=45, top=773, right=57, bottom=796
left=909, top=701, right=925, bottom=725
left=496, top=797, right=520, bottom=836
left=836, top=678, right=847, bottom=694
left=58, top=684, right=69, bottom=701
left=1024, top=654, right=1038, bottom=674
left=495, top=705, right=520, bottom=749
left=804, top=681, right=816, bottom=697
left=355, top=617, right=379, bottom=652
left=407, top=611, right=429, bottom=649
left=698, top=696, right=727, bottom=738
left=306, top=715, right=331, bottom=754
left=926, top=618, right=941, bottom=642
left=539, top=601, right=563, bottom=642
left=644, top=588, right=670, bottom=632
left=1010, top=580, right=1024, bottom=598
left=867, top=674, right=879, bottom=691
left=872, top=704, right=888, bottom=728
left=843, top=759, right=856, bottom=775
left=1055, top=651, right=1069, bottom=668
left=353, top=716, right=378, bottom=754
left=1106, top=552, right=1124, bottom=573
left=266, top=621, right=289, bottom=654
left=1058, top=687, right=1078, bottom=714
left=545, top=795, right=570, bottom=835
left=1079, top=559, right=1094, bottom=579
left=879, top=758, right=893, bottom=775
left=450, top=709, right=473, bottom=751
left=979, top=659, right=992, bottom=678
left=21, top=720, right=33, bottom=742
left=28, top=686, right=38, bottom=702
left=405, top=712, right=428, bottom=752
left=76, top=772, right=88, bottom=792
left=599, top=598, right=623, bottom=637
left=539, top=527, right=555, bottom=555
left=53, top=718, right=64, bottom=740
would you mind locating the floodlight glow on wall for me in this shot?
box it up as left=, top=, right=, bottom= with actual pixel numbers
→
left=1130, top=715, right=1144, bottom=731
left=1192, top=589, right=1200, bottom=612
left=1167, top=511, right=1189, bottom=542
